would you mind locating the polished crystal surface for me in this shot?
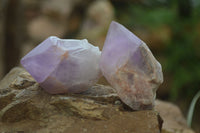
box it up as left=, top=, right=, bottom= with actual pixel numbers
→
left=100, top=21, right=163, bottom=110
left=21, top=36, right=101, bottom=94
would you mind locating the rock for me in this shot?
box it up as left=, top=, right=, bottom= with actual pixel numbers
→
left=0, top=67, right=35, bottom=90
left=0, top=67, right=195, bottom=133
left=21, top=36, right=101, bottom=94
left=50, top=96, right=109, bottom=120
left=155, top=100, right=195, bottom=133
left=0, top=67, right=162, bottom=133
left=100, top=21, right=163, bottom=110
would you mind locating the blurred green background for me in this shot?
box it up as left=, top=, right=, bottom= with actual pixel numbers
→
left=0, top=0, right=199, bottom=132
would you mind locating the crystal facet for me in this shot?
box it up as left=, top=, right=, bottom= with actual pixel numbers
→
left=100, top=21, right=163, bottom=110
left=21, top=36, right=101, bottom=94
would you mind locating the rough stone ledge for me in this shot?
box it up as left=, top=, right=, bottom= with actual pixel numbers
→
left=0, top=67, right=195, bottom=133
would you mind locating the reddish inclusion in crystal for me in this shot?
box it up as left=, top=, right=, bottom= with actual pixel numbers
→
left=21, top=36, right=101, bottom=94
left=62, top=51, right=69, bottom=59
left=100, top=21, right=163, bottom=110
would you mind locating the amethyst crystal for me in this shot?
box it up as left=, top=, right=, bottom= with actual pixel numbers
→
left=100, top=21, right=163, bottom=110
left=21, top=36, right=101, bottom=94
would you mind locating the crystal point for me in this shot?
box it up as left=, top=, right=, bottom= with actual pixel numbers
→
left=100, top=21, right=163, bottom=110
left=21, top=36, right=101, bottom=94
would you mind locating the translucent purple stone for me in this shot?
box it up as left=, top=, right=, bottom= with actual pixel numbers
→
left=100, top=21, right=163, bottom=110
left=21, top=36, right=101, bottom=94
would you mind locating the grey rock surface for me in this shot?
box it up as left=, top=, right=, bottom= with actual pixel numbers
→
left=155, top=100, right=195, bottom=133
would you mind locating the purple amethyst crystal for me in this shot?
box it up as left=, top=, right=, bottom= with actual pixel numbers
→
left=21, top=36, right=101, bottom=94
left=100, top=21, right=163, bottom=110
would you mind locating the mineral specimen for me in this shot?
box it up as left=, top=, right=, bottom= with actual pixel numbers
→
left=100, top=21, right=163, bottom=110
left=21, top=36, right=101, bottom=94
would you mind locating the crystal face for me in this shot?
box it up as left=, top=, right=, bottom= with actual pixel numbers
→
left=100, top=21, right=163, bottom=110
left=21, top=36, right=101, bottom=94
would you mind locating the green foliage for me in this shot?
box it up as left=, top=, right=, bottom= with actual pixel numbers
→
left=165, top=16, right=200, bottom=100
left=128, top=6, right=175, bottom=29
left=115, top=4, right=176, bottom=29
